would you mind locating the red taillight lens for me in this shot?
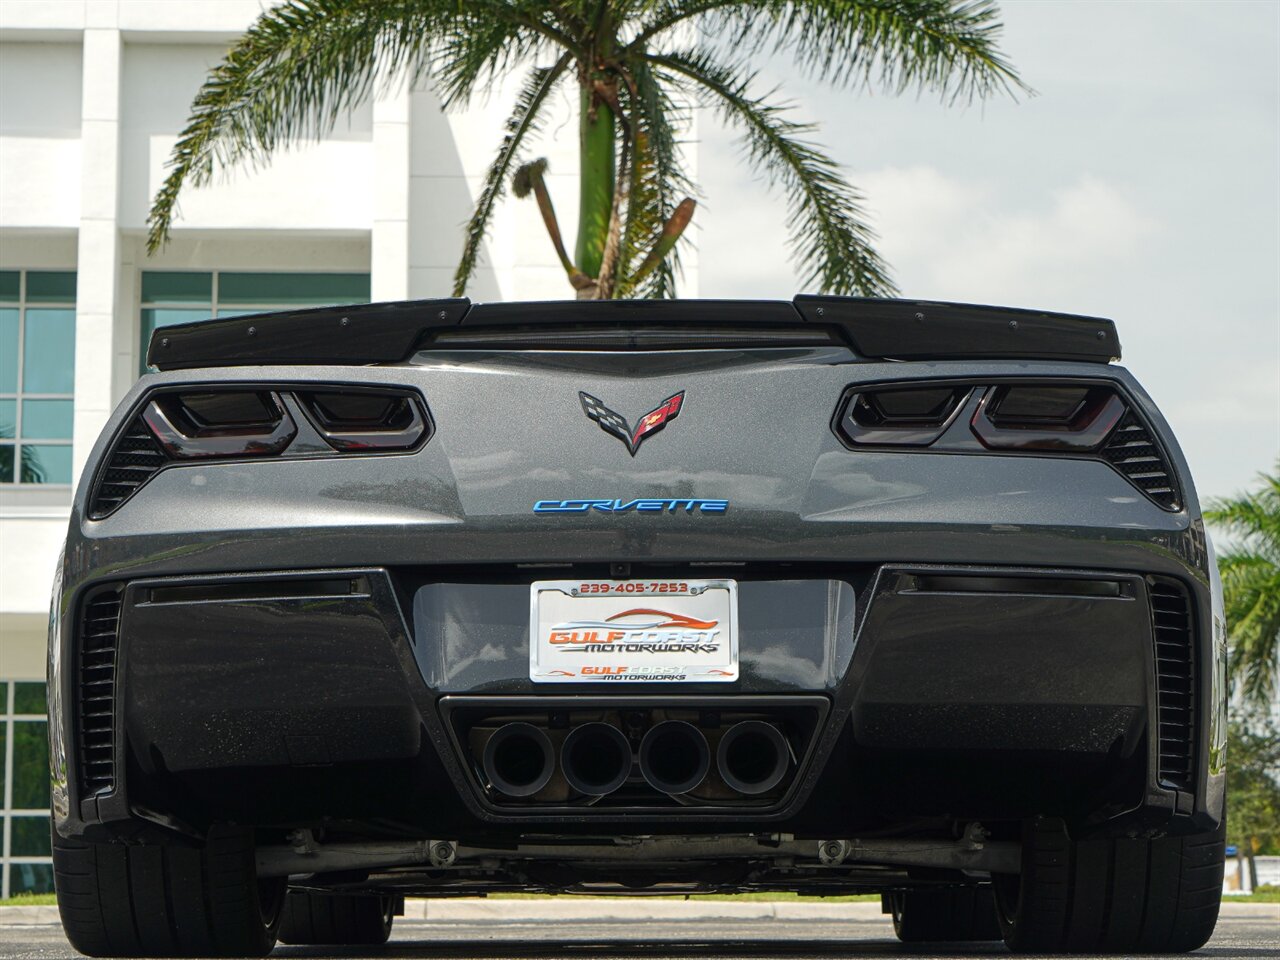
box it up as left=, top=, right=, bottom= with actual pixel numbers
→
left=296, top=390, right=428, bottom=452
left=836, top=385, right=971, bottom=446
left=971, top=384, right=1125, bottom=451
left=142, top=391, right=296, bottom=459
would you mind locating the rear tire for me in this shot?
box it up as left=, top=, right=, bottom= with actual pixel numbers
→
left=888, top=886, right=1001, bottom=942
left=995, top=815, right=1224, bottom=954
left=52, top=824, right=284, bottom=958
left=277, top=891, right=396, bottom=945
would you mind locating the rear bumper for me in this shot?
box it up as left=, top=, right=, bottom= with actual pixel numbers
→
left=50, top=560, right=1223, bottom=842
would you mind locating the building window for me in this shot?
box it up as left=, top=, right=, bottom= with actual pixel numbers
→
left=0, top=270, right=76, bottom=486
left=1, top=680, right=52, bottom=898
left=140, top=271, right=371, bottom=372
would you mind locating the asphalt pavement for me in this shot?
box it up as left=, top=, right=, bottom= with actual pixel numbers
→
left=1, top=900, right=1276, bottom=959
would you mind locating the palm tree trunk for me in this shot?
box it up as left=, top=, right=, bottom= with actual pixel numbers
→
left=576, top=82, right=616, bottom=287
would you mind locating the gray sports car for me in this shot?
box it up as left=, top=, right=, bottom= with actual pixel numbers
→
left=47, top=296, right=1226, bottom=955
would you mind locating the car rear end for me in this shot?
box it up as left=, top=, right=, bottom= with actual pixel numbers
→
left=48, top=296, right=1226, bottom=956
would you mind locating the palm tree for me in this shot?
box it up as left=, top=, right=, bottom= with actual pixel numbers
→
left=146, top=0, right=1025, bottom=300
left=1206, top=463, right=1280, bottom=709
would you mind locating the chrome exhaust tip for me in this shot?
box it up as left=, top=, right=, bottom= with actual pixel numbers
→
left=560, top=722, right=632, bottom=796
left=717, top=721, right=789, bottom=795
left=481, top=722, right=554, bottom=797
left=639, top=721, right=710, bottom=795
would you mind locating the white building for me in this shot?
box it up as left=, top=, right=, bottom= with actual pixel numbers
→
left=0, top=0, right=691, bottom=897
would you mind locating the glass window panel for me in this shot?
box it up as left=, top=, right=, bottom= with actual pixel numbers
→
left=218, top=272, right=369, bottom=306
left=0, top=308, right=17, bottom=393
left=21, top=400, right=72, bottom=440
left=14, top=682, right=46, bottom=715
left=0, top=444, right=13, bottom=482
left=20, top=445, right=72, bottom=485
left=9, top=863, right=55, bottom=895
left=12, top=719, right=50, bottom=809
left=22, top=309, right=75, bottom=393
left=0, top=270, right=19, bottom=302
left=25, top=271, right=76, bottom=304
left=11, top=816, right=52, bottom=856
left=0, top=720, right=7, bottom=799
left=141, top=271, right=212, bottom=304
left=0, top=399, right=15, bottom=438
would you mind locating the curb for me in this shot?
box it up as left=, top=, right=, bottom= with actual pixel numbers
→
left=407, top=899, right=887, bottom=922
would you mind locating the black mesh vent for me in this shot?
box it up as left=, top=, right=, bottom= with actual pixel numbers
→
left=78, top=589, right=122, bottom=796
left=1148, top=578, right=1195, bottom=790
left=1100, top=412, right=1180, bottom=510
left=89, top=416, right=169, bottom=518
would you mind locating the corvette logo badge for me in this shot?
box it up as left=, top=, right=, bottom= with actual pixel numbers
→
left=579, top=390, right=684, bottom=455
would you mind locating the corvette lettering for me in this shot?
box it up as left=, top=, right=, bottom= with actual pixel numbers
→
left=533, top=498, right=728, bottom=514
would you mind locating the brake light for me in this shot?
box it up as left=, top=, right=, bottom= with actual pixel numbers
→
left=296, top=390, right=429, bottom=451
left=971, top=384, right=1125, bottom=451
left=142, top=391, right=296, bottom=459
left=835, top=385, right=971, bottom=446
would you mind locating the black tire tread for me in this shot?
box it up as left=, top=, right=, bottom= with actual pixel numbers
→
left=277, top=891, right=394, bottom=946
left=52, top=825, right=279, bottom=958
left=1000, top=815, right=1224, bottom=954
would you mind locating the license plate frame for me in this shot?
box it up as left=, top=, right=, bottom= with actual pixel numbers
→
left=529, top=579, right=739, bottom=683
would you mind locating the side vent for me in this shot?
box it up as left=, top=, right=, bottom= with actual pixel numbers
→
left=89, top=416, right=169, bottom=518
left=78, top=588, right=122, bottom=796
left=1148, top=578, right=1195, bottom=791
left=1100, top=412, right=1181, bottom=510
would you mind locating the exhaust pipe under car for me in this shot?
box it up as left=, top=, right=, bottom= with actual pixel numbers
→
left=561, top=722, right=633, bottom=796
left=482, top=722, right=555, bottom=797
left=717, top=721, right=789, bottom=795
left=639, top=721, right=710, bottom=795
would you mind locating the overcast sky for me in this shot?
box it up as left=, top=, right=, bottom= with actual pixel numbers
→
left=696, top=0, right=1280, bottom=505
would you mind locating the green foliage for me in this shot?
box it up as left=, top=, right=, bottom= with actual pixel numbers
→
left=148, top=0, right=1026, bottom=299
left=1226, top=717, right=1280, bottom=857
left=1207, top=463, right=1280, bottom=708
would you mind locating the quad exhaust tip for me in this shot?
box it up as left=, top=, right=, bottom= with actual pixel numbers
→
left=639, top=721, right=710, bottom=795
left=482, top=722, right=554, bottom=798
left=717, top=721, right=789, bottom=795
left=561, top=722, right=632, bottom=796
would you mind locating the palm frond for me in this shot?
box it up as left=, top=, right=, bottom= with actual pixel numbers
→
left=617, top=58, right=694, bottom=297
left=632, top=0, right=1027, bottom=104
left=1207, top=471, right=1280, bottom=560
left=720, top=0, right=1028, bottom=103
left=146, top=0, right=560, bottom=253
left=1219, top=551, right=1280, bottom=704
left=453, top=55, right=573, bottom=296
left=648, top=48, right=896, bottom=296
left=1207, top=462, right=1280, bottom=707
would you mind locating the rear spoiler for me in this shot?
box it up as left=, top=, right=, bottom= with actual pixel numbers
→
left=146, top=295, right=1120, bottom=371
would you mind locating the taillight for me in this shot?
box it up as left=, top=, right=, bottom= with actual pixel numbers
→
left=142, top=391, right=296, bottom=459
left=971, top=384, right=1125, bottom=451
left=91, top=384, right=434, bottom=518
left=835, top=385, right=971, bottom=446
left=296, top=390, right=428, bottom=451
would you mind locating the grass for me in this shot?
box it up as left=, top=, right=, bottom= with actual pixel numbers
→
left=0, top=893, right=57, bottom=906
left=491, top=892, right=882, bottom=902
left=1225, top=885, right=1280, bottom=903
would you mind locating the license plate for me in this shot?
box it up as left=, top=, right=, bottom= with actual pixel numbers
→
left=530, top=579, right=739, bottom=683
